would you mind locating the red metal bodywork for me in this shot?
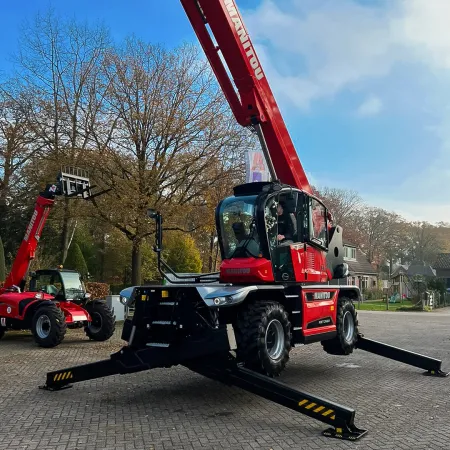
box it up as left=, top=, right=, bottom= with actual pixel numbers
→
left=301, top=289, right=339, bottom=339
left=290, top=245, right=332, bottom=283
left=220, top=257, right=274, bottom=283
left=0, top=189, right=90, bottom=327
left=0, top=292, right=90, bottom=323
left=58, top=301, right=90, bottom=324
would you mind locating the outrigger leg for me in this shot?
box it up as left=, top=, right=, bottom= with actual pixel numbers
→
left=40, top=347, right=367, bottom=441
left=356, top=334, right=449, bottom=377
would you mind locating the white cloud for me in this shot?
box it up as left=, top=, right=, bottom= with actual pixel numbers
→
left=244, top=0, right=450, bottom=109
left=356, top=95, right=383, bottom=117
left=240, top=0, right=450, bottom=223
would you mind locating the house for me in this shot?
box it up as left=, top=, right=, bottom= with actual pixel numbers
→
left=342, top=241, right=378, bottom=290
left=433, top=253, right=450, bottom=291
left=390, top=261, right=437, bottom=299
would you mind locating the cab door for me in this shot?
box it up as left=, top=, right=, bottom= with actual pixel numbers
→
left=264, top=191, right=298, bottom=282
left=293, top=194, right=330, bottom=283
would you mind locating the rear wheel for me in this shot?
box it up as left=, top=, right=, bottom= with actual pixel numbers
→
left=235, top=300, right=292, bottom=377
left=321, top=296, right=358, bottom=355
left=31, top=303, right=67, bottom=348
left=84, top=301, right=115, bottom=341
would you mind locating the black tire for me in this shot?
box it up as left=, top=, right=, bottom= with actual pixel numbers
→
left=31, top=303, right=67, bottom=348
left=235, top=300, right=292, bottom=377
left=321, top=296, right=358, bottom=356
left=84, top=301, right=115, bottom=341
left=0, top=327, right=5, bottom=340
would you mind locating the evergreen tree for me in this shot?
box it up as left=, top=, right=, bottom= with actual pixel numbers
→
left=64, top=243, right=89, bottom=278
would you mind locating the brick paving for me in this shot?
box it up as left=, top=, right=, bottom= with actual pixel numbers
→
left=1, top=309, right=450, bottom=449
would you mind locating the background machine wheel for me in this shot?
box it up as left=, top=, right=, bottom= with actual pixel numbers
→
left=31, top=303, right=67, bottom=348
left=84, top=301, right=115, bottom=341
left=322, top=296, right=358, bottom=356
left=235, top=300, right=292, bottom=377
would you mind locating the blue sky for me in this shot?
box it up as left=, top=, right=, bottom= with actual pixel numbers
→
left=1, top=0, right=449, bottom=224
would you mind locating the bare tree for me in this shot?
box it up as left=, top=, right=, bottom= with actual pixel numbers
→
left=9, top=8, right=112, bottom=262
left=313, top=186, right=366, bottom=246
left=0, top=91, right=45, bottom=206
left=403, top=221, right=443, bottom=265
left=86, top=40, right=251, bottom=284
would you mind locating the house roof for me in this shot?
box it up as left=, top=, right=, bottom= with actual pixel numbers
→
left=343, top=239, right=356, bottom=247
left=406, top=261, right=436, bottom=277
left=434, top=253, right=450, bottom=269
left=391, top=264, right=408, bottom=278
left=346, top=248, right=378, bottom=275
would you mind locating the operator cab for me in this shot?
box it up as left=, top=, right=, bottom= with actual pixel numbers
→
left=215, top=181, right=347, bottom=284
left=28, top=269, right=88, bottom=302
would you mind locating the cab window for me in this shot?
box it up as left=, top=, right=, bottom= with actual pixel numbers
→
left=310, top=198, right=327, bottom=247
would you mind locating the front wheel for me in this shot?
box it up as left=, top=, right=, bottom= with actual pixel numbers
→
left=84, top=301, right=115, bottom=341
left=31, top=303, right=67, bottom=348
left=321, top=296, right=358, bottom=355
left=235, top=300, right=292, bottom=377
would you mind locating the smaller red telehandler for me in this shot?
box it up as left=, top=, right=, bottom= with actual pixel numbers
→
left=0, top=168, right=115, bottom=347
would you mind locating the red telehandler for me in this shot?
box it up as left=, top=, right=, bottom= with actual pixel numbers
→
left=0, top=168, right=115, bottom=347
left=41, top=0, right=448, bottom=440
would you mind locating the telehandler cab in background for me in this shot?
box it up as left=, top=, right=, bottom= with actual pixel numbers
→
left=41, top=0, right=449, bottom=441
left=0, top=168, right=115, bottom=347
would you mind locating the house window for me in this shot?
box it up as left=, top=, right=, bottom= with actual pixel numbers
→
left=344, top=246, right=356, bottom=261
left=361, top=276, right=369, bottom=290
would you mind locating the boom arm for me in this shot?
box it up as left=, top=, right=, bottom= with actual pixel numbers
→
left=4, top=193, right=55, bottom=290
left=3, top=168, right=93, bottom=292
left=180, top=0, right=312, bottom=193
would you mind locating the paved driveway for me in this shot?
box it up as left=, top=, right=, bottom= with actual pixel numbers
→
left=1, top=309, right=450, bottom=449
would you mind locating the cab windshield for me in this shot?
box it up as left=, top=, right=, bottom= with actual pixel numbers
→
left=218, top=195, right=262, bottom=259
left=60, top=272, right=85, bottom=298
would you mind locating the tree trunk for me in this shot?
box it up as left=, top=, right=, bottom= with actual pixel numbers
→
left=60, top=198, right=71, bottom=264
left=208, top=232, right=215, bottom=272
left=132, top=238, right=142, bottom=285
left=99, top=232, right=106, bottom=282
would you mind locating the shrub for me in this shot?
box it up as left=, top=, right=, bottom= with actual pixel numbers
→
left=85, top=282, right=110, bottom=299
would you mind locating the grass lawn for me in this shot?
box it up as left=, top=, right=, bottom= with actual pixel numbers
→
left=356, top=299, right=417, bottom=311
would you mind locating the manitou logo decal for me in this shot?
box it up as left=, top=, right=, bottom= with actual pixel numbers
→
left=313, top=292, right=332, bottom=300
left=226, top=268, right=251, bottom=275
left=24, top=210, right=38, bottom=242
left=223, top=0, right=265, bottom=81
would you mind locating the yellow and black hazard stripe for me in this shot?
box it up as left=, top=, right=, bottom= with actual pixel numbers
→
left=297, top=399, right=336, bottom=421
left=52, top=371, right=74, bottom=382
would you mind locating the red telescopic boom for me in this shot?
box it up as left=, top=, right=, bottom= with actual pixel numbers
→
left=180, top=0, right=312, bottom=194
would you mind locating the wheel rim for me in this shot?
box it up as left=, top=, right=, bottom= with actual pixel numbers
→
left=88, top=311, right=102, bottom=334
left=343, top=310, right=354, bottom=343
left=265, top=319, right=285, bottom=360
left=36, top=314, right=51, bottom=339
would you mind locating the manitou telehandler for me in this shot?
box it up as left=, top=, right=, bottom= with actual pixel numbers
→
left=0, top=168, right=115, bottom=347
left=41, top=0, right=448, bottom=440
